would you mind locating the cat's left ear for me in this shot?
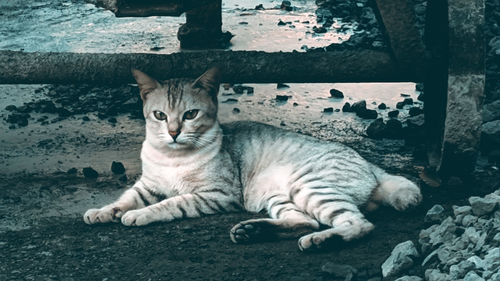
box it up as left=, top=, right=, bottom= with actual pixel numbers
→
left=192, top=67, right=221, bottom=97
left=131, top=68, right=161, bottom=101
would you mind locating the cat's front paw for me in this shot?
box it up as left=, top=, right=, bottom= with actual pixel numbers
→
left=121, top=209, right=155, bottom=226
left=83, top=206, right=123, bottom=224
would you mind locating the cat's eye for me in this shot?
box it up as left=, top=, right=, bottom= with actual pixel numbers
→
left=183, top=109, right=199, bottom=120
left=153, top=110, right=167, bottom=121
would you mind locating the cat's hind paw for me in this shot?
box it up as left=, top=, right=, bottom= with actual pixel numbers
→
left=121, top=209, right=154, bottom=226
left=83, top=206, right=122, bottom=224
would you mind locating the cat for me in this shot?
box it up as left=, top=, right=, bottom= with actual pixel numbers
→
left=84, top=67, right=422, bottom=251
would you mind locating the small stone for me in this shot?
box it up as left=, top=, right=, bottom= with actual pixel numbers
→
left=403, top=98, right=414, bottom=105
left=293, top=102, right=298, bottom=106
left=277, top=83, right=289, bottom=89
left=366, top=118, right=385, bottom=139
left=388, top=110, right=399, bottom=118
left=111, top=161, right=125, bottom=174
left=395, top=276, right=423, bottom=281
left=425, top=269, right=449, bottom=281
left=469, top=196, right=498, bottom=216
left=351, top=100, right=366, bottom=113
left=313, top=26, right=327, bottom=33
left=482, top=100, right=500, bottom=122
left=378, top=103, right=387, bottom=110
left=277, top=20, right=287, bottom=26
left=329, top=89, right=344, bottom=98
left=483, top=248, right=500, bottom=271
left=342, top=102, right=352, bottom=112
left=232, top=108, right=240, bottom=114
left=222, top=98, right=238, bottom=104
left=385, top=119, right=403, bottom=139
left=280, top=0, right=292, bottom=11
left=5, top=105, right=17, bottom=111
left=417, top=93, right=424, bottom=101
left=67, top=168, right=78, bottom=175
left=425, top=204, right=446, bottom=224
left=275, top=95, right=290, bottom=102
left=83, top=167, right=99, bottom=179
left=396, top=102, right=405, bottom=109
left=409, top=107, right=423, bottom=116
left=323, top=107, right=334, bottom=113
left=381, top=240, right=419, bottom=277
left=453, top=205, right=472, bottom=217
left=321, top=262, right=357, bottom=280
left=400, top=93, right=411, bottom=97
left=255, top=4, right=264, bottom=10
left=464, top=271, right=484, bottom=281
left=357, top=109, right=378, bottom=119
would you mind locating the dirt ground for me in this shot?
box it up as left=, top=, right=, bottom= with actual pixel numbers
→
left=1, top=82, right=499, bottom=280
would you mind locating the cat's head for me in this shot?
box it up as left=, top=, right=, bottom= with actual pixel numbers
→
left=132, top=67, right=221, bottom=151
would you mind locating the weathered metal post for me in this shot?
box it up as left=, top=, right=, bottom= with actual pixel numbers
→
left=92, top=0, right=232, bottom=48
left=423, top=0, right=485, bottom=178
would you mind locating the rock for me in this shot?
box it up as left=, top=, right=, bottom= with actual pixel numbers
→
left=409, top=107, right=423, bottom=116
left=403, top=98, right=414, bottom=105
left=464, top=271, right=484, bottom=281
left=395, top=276, right=423, bottom=281
left=351, top=100, right=366, bottom=113
left=378, top=103, right=387, bottom=110
left=255, top=4, right=264, bottom=10
left=329, top=88, right=344, bottom=98
left=453, top=205, right=472, bottom=217
left=342, top=102, right=352, bottom=112
left=280, top=0, right=293, bottom=11
left=275, top=95, right=290, bottom=102
left=381, top=240, right=419, bottom=277
left=83, top=167, right=99, bottom=179
left=416, top=83, right=424, bottom=92
left=111, top=161, right=125, bottom=174
left=357, top=109, right=378, bottom=119
left=388, top=110, right=399, bottom=118
left=385, top=119, right=403, bottom=139
left=277, top=83, right=289, bottom=89
left=323, top=107, right=334, bottom=113
left=483, top=248, right=500, bottom=271
left=222, top=98, right=238, bottom=104
left=366, top=118, right=385, bottom=139
left=321, top=262, right=357, bottom=280
left=482, top=100, right=500, bottom=122
left=232, top=108, right=240, bottom=114
left=67, top=168, right=77, bottom=175
left=232, top=85, right=245, bottom=94
left=425, top=269, right=450, bottom=281
left=396, top=102, right=405, bottom=109
left=293, top=102, right=298, bottom=107
left=417, top=93, right=424, bottom=101
left=313, top=26, right=327, bottom=33
left=469, top=196, right=498, bottom=216
left=277, top=20, right=287, bottom=26
left=406, top=115, right=425, bottom=128
left=401, top=93, right=411, bottom=97
left=425, top=204, right=446, bottom=224
left=5, top=105, right=17, bottom=111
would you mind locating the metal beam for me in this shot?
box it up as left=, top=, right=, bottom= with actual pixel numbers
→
left=0, top=49, right=423, bottom=84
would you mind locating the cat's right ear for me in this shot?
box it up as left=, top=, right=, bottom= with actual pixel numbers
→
left=131, top=68, right=161, bottom=101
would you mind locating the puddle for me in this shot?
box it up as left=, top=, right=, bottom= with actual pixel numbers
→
left=0, top=0, right=353, bottom=53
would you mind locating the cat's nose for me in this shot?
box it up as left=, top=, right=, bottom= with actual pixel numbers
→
left=168, top=130, right=180, bottom=140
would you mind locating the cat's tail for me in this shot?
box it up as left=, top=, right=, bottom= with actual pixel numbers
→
left=369, top=164, right=422, bottom=211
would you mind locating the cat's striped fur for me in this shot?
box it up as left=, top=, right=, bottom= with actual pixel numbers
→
left=84, top=68, right=422, bottom=251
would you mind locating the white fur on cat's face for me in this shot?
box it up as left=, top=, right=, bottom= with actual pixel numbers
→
left=132, top=68, right=220, bottom=151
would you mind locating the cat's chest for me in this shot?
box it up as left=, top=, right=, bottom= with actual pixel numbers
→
left=142, top=160, right=208, bottom=195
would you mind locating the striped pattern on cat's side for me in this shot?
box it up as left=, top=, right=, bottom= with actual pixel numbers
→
left=84, top=67, right=422, bottom=251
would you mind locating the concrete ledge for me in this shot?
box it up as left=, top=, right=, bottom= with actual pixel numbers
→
left=0, top=49, right=423, bottom=84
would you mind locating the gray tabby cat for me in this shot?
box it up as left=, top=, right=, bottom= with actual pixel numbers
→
left=84, top=67, right=422, bottom=251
